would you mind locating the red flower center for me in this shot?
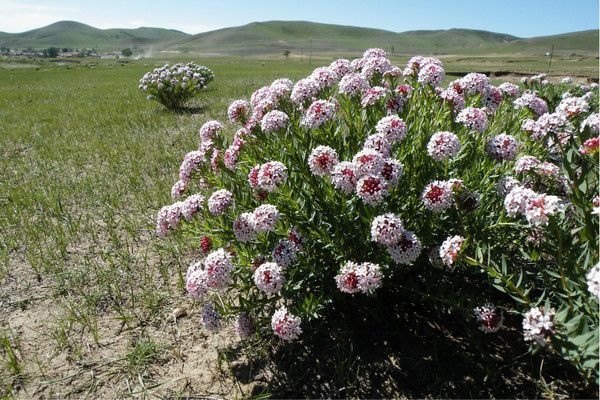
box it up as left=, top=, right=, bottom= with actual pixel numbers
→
left=344, top=272, right=358, bottom=289
left=425, top=185, right=444, bottom=203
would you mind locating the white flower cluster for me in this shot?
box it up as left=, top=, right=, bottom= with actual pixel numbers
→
left=586, top=263, right=600, bottom=300
left=139, top=63, right=214, bottom=108
left=514, top=91, right=548, bottom=116
left=439, top=235, right=465, bottom=267
left=556, top=96, right=590, bottom=118
left=522, top=306, right=555, bottom=346
left=504, top=186, right=565, bottom=226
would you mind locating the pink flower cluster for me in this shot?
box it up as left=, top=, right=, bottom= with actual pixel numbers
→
left=556, top=96, right=590, bottom=118
left=339, top=72, right=370, bottom=96
left=403, top=56, right=443, bottom=77
left=329, top=59, right=351, bottom=76
left=452, top=73, right=491, bottom=97
left=157, top=192, right=205, bottom=237
left=257, top=161, right=288, bottom=192
left=199, top=120, right=223, bottom=142
left=587, top=263, right=600, bottom=300
left=504, top=186, right=565, bottom=225
left=439, top=88, right=465, bottom=113
left=254, top=262, right=285, bottom=294
left=371, top=213, right=422, bottom=265
left=376, top=116, right=407, bottom=142
left=371, top=213, right=403, bottom=246
left=311, top=121, right=405, bottom=206
left=580, top=137, right=599, bottom=155
left=473, top=305, right=503, bottom=333
left=456, top=107, right=489, bottom=133
left=335, top=261, right=383, bottom=294
left=484, top=86, right=503, bottom=113
left=417, top=62, right=445, bottom=86
left=302, top=100, right=337, bottom=129
left=387, top=230, right=422, bottom=265
left=207, top=189, right=233, bottom=215
left=271, top=306, right=302, bottom=341
left=308, top=145, right=339, bottom=176
left=272, top=239, right=299, bottom=267
left=234, top=312, right=254, bottom=339
left=522, top=112, right=568, bottom=140
left=361, top=86, right=389, bottom=107
left=310, top=66, right=339, bottom=89
left=185, top=248, right=235, bottom=300
left=427, top=131, right=461, bottom=161
left=291, top=77, right=320, bottom=105
left=485, top=134, right=519, bottom=161
left=498, top=82, right=520, bottom=97
left=227, top=99, right=250, bottom=123
left=421, top=180, right=460, bottom=212
left=261, top=110, right=289, bottom=133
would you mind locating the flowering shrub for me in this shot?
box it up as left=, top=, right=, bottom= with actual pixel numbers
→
left=156, top=49, right=599, bottom=382
left=139, top=62, right=214, bottom=109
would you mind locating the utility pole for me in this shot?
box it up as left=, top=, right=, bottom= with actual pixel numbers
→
left=547, top=44, right=554, bottom=72
left=300, top=48, right=303, bottom=62
left=309, top=39, right=312, bottom=66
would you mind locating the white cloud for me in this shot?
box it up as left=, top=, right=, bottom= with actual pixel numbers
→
left=0, top=0, right=79, bottom=32
left=0, top=1, right=220, bottom=34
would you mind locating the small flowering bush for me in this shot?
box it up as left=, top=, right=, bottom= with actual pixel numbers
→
left=156, top=50, right=599, bottom=382
left=139, top=62, right=214, bottom=110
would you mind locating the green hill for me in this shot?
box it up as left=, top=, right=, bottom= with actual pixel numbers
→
left=172, top=21, right=521, bottom=55
left=171, top=21, right=597, bottom=56
left=0, top=20, right=596, bottom=57
left=0, top=21, right=189, bottom=49
left=501, top=30, right=599, bottom=55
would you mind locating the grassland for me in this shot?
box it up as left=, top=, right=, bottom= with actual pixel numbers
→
left=0, top=56, right=596, bottom=398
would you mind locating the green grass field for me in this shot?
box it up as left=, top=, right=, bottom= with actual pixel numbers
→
left=0, top=57, right=595, bottom=398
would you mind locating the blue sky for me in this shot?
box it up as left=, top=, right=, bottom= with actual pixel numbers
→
left=1, top=0, right=598, bottom=37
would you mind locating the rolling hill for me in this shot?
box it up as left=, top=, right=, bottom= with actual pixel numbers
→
left=500, top=29, right=599, bottom=54
left=0, top=20, right=597, bottom=57
left=171, top=21, right=522, bottom=55
left=0, top=21, right=189, bottom=49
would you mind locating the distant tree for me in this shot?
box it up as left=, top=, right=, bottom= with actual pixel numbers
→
left=62, top=47, right=69, bottom=53
left=390, top=45, right=395, bottom=56
left=44, top=47, right=59, bottom=58
left=0, top=46, right=9, bottom=54
left=283, top=49, right=291, bottom=60
left=122, top=48, right=133, bottom=57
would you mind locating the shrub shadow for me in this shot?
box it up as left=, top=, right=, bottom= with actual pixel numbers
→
left=235, top=292, right=595, bottom=399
